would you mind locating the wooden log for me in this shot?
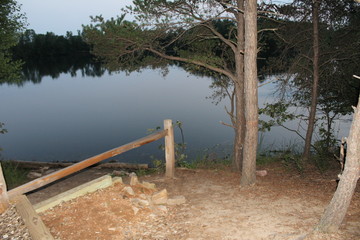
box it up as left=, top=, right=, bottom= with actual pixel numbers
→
left=8, top=130, right=167, bottom=198
left=6, top=160, right=148, bottom=170
left=0, top=163, right=10, bottom=214
left=164, top=119, right=175, bottom=178
left=96, top=162, right=148, bottom=169
left=12, top=195, right=54, bottom=240
left=34, top=175, right=112, bottom=213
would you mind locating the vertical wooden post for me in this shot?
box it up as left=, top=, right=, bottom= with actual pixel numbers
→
left=0, top=163, right=10, bottom=213
left=164, top=119, right=175, bottom=178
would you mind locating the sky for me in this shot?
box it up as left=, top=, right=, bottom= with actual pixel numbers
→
left=17, top=0, right=134, bottom=35
left=17, top=0, right=291, bottom=36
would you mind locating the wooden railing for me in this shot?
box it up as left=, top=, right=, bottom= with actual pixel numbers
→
left=2, top=119, right=175, bottom=200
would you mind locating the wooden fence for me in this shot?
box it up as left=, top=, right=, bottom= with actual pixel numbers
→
left=1, top=119, right=175, bottom=203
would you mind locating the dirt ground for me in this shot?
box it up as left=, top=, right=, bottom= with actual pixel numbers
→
left=27, top=164, right=360, bottom=240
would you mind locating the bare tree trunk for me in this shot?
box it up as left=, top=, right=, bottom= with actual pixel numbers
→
left=233, top=0, right=245, bottom=172
left=303, top=0, right=320, bottom=160
left=315, top=98, right=360, bottom=232
left=233, top=83, right=245, bottom=172
left=241, top=0, right=258, bottom=186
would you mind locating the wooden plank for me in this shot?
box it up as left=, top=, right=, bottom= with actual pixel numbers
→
left=8, top=130, right=167, bottom=198
left=34, top=175, right=112, bottom=213
left=0, top=163, right=10, bottom=214
left=95, top=162, right=148, bottom=169
left=6, top=160, right=148, bottom=169
left=164, top=119, right=175, bottom=178
left=12, top=195, right=54, bottom=240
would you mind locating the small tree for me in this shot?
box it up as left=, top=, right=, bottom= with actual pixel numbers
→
left=265, top=0, right=360, bottom=161
left=0, top=0, right=26, bottom=83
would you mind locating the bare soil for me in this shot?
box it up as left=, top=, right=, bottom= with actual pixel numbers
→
left=27, top=164, right=360, bottom=240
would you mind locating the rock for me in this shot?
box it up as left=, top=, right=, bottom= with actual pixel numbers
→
left=151, top=189, right=168, bottom=205
left=167, top=195, right=186, bottom=205
left=156, top=205, right=168, bottom=213
left=44, top=169, right=56, bottom=175
left=112, top=177, right=123, bottom=185
left=129, top=172, right=139, bottom=186
left=112, top=170, right=128, bottom=176
left=139, top=194, right=147, bottom=200
left=40, top=166, right=50, bottom=173
left=123, top=186, right=135, bottom=196
left=142, top=181, right=156, bottom=190
left=256, top=170, right=267, bottom=177
left=132, top=206, right=139, bottom=215
left=131, top=198, right=150, bottom=207
left=27, top=171, right=42, bottom=179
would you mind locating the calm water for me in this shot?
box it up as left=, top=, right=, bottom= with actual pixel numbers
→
left=0, top=67, right=351, bottom=163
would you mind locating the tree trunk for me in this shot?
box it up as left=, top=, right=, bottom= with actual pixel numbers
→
left=303, top=0, right=320, bottom=160
left=241, top=0, right=258, bottom=186
left=315, top=99, right=360, bottom=232
left=232, top=0, right=245, bottom=172
left=233, top=82, right=245, bottom=172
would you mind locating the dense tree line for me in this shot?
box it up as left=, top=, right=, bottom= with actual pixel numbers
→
left=9, top=30, right=104, bottom=84
left=13, top=30, right=91, bottom=61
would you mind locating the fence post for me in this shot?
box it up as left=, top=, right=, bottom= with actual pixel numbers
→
left=164, top=119, right=175, bottom=178
left=0, top=163, right=9, bottom=213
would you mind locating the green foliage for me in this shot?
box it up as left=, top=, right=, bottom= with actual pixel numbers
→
left=134, top=167, right=158, bottom=177
left=263, top=1, right=360, bottom=160
left=257, top=149, right=303, bottom=173
left=0, top=160, right=29, bottom=189
left=0, top=0, right=26, bottom=83
left=259, top=101, right=297, bottom=132
left=190, top=153, right=231, bottom=170
left=312, top=122, right=338, bottom=171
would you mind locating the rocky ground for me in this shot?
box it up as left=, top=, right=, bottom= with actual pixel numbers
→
left=0, top=205, right=32, bottom=240
left=2, top=163, right=360, bottom=240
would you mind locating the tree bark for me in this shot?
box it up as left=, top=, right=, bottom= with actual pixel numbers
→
left=303, top=0, right=320, bottom=160
left=241, top=0, right=258, bottom=186
left=315, top=99, right=360, bottom=232
left=233, top=83, right=245, bottom=172
left=232, top=0, right=245, bottom=172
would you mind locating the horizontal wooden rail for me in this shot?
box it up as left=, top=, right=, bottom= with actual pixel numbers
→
left=8, top=129, right=168, bottom=198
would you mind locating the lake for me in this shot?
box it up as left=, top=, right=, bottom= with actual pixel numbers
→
left=0, top=66, right=352, bottom=164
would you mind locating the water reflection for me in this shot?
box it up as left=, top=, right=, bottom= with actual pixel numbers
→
left=0, top=66, right=234, bottom=163
left=0, top=64, right=352, bottom=163
left=19, top=59, right=105, bottom=85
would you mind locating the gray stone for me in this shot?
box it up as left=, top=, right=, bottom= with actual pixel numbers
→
left=129, top=172, right=140, bottom=186
left=131, top=198, right=150, bottom=207
left=141, top=181, right=156, bottom=190
left=132, top=206, right=140, bottom=215
left=167, top=195, right=186, bottom=205
left=27, top=171, right=42, bottom=179
left=151, top=189, right=168, bottom=205
left=112, top=170, right=127, bottom=176
left=123, top=186, right=135, bottom=196
left=112, top=177, right=123, bottom=185
left=156, top=205, right=168, bottom=213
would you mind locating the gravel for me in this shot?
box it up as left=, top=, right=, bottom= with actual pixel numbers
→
left=0, top=205, right=32, bottom=240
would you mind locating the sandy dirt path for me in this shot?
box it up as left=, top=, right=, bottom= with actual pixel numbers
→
left=28, top=165, right=360, bottom=240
